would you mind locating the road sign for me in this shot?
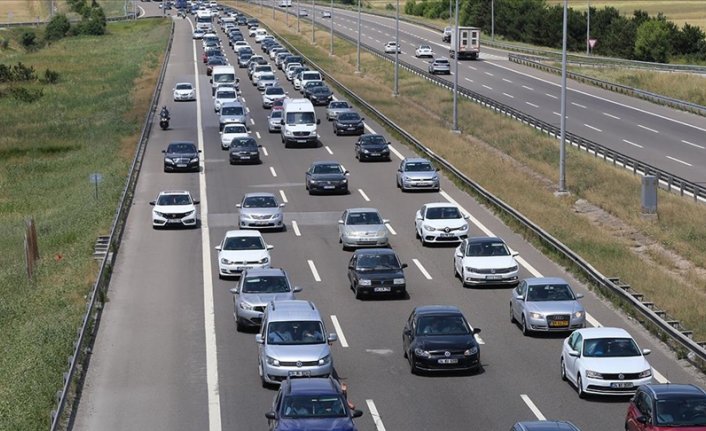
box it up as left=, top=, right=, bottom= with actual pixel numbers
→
left=588, top=38, right=598, bottom=49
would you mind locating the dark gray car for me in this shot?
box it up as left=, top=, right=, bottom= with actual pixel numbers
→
left=347, top=248, right=407, bottom=299
left=305, top=160, right=349, bottom=195
left=355, top=134, right=391, bottom=161
left=162, top=141, right=201, bottom=172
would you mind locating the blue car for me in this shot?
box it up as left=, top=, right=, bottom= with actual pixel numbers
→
left=266, top=377, right=364, bottom=431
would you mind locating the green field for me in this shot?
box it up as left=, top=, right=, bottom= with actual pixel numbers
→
left=0, top=18, right=170, bottom=430
left=0, top=0, right=133, bottom=23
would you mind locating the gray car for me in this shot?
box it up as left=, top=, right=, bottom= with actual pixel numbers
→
left=267, top=109, right=283, bottom=133
left=229, top=268, right=301, bottom=331
left=326, top=100, right=353, bottom=120
left=338, top=208, right=389, bottom=250
left=396, top=157, right=440, bottom=192
left=510, top=277, right=586, bottom=336
left=219, top=101, right=248, bottom=131
left=428, top=57, right=451, bottom=74
left=236, top=192, right=285, bottom=231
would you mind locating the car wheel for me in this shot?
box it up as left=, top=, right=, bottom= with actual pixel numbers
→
left=510, top=306, right=517, bottom=323
left=403, top=348, right=408, bottom=359
left=560, top=358, right=567, bottom=381
left=236, top=318, right=244, bottom=332
left=577, top=375, right=586, bottom=399
left=521, top=316, right=530, bottom=336
left=409, top=355, right=419, bottom=375
left=354, top=284, right=362, bottom=299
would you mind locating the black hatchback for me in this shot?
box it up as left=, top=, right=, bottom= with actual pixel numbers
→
left=333, top=111, right=365, bottom=136
left=402, top=305, right=481, bottom=374
left=354, top=134, right=390, bottom=161
left=347, top=248, right=407, bottom=299
left=163, top=141, right=200, bottom=172
left=229, top=137, right=262, bottom=164
left=307, top=86, right=333, bottom=106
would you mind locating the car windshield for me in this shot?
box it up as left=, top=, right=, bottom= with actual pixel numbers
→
left=222, top=236, right=265, bottom=251
left=270, top=111, right=282, bottom=119
left=582, top=337, right=642, bottom=358
left=338, top=112, right=359, bottom=121
left=466, top=241, right=509, bottom=257
left=217, top=91, right=237, bottom=99
left=230, top=138, right=256, bottom=148
left=241, top=276, right=290, bottom=293
left=330, top=102, right=349, bottom=109
left=266, top=321, right=325, bottom=345
left=167, top=143, right=196, bottom=153
left=214, top=73, right=235, bottom=83
left=303, top=73, right=321, bottom=80
left=420, top=45, right=431, bottom=50
left=282, top=395, right=347, bottom=418
left=425, top=207, right=461, bottom=219
left=347, top=212, right=382, bottom=225
left=221, top=106, right=244, bottom=115
left=435, top=60, right=450, bottom=65
left=405, top=161, right=432, bottom=172
left=357, top=253, right=399, bottom=270
left=526, top=284, right=575, bottom=301
left=223, top=125, right=247, bottom=134
left=361, top=135, right=387, bottom=145
left=313, top=164, right=343, bottom=174
left=416, top=315, right=470, bottom=336
left=305, top=81, right=324, bottom=88
left=260, top=75, right=275, bottom=81
left=267, top=87, right=285, bottom=95
left=157, top=194, right=191, bottom=205
left=286, top=112, right=315, bottom=125
left=176, top=84, right=193, bottom=90
left=655, top=398, right=706, bottom=426
left=209, top=57, right=227, bottom=65
left=243, top=196, right=277, bottom=208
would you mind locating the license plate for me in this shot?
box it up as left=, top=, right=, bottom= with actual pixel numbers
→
left=297, top=139, right=307, bottom=143
left=347, top=127, right=356, bottom=130
left=549, top=320, right=569, bottom=327
left=255, top=221, right=269, bottom=225
left=611, top=382, right=633, bottom=389
left=440, top=233, right=454, bottom=237
left=486, top=275, right=502, bottom=280
left=240, top=156, right=250, bottom=159
left=324, top=185, right=335, bottom=189
left=177, top=164, right=187, bottom=168
left=438, top=358, right=458, bottom=364
left=167, top=219, right=181, bottom=224
left=371, top=153, right=380, bottom=156
left=374, top=287, right=391, bottom=292
left=288, top=370, right=311, bottom=377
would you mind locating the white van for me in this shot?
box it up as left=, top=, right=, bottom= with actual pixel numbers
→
left=211, top=65, right=238, bottom=95
left=281, top=98, right=320, bottom=148
left=294, top=70, right=322, bottom=91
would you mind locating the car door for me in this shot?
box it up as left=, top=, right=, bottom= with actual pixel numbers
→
left=511, top=281, right=526, bottom=321
left=415, top=206, right=426, bottom=234
left=347, top=254, right=357, bottom=287
left=626, top=390, right=651, bottom=431
left=565, top=332, right=583, bottom=384
left=338, top=210, right=348, bottom=240
left=396, top=161, right=405, bottom=185
left=402, top=311, right=416, bottom=355
left=454, top=239, right=466, bottom=275
left=306, top=167, right=312, bottom=184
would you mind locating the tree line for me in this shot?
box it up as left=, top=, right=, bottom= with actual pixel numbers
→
left=400, top=0, right=705, bottom=63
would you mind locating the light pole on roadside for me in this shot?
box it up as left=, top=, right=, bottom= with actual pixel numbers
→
left=393, top=0, right=399, bottom=96
left=329, top=0, right=334, bottom=55
left=491, top=0, right=495, bottom=41
left=451, top=0, right=459, bottom=132
left=312, top=0, right=316, bottom=43
left=558, top=0, right=568, bottom=193
left=586, top=0, right=591, bottom=55
left=297, top=0, right=300, bottom=31
left=356, top=0, right=361, bottom=72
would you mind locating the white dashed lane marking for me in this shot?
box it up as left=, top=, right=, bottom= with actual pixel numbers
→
left=521, top=394, right=546, bottom=420
left=412, top=259, right=432, bottom=280
left=623, top=139, right=643, bottom=149
left=279, top=190, right=288, bottom=203
left=307, top=259, right=321, bottom=282
left=330, top=315, right=349, bottom=347
left=269, top=167, right=277, bottom=177
left=291, top=220, right=301, bottom=236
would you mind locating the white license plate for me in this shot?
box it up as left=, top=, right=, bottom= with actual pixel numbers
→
left=288, top=370, right=311, bottom=377
left=370, top=153, right=380, bottom=156
left=255, top=221, right=269, bottom=225
left=486, top=275, right=502, bottom=280
left=176, top=164, right=187, bottom=168
left=297, top=139, right=307, bottom=143
left=240, top=156, right=250, bottom=159
left=440, top=233, right=454, bottom=237
left=167, top=219, right=182, bottom=224
left=324, top=185, right=335, bottom=189
left=374, top=287, right=391, bottom=292
left=611, top=382, right=633, bottom=389
left=438, top=358, right=458, bottom=364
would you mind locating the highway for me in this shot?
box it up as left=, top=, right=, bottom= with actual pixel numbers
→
left=72, top=4, right=705, bottom=431
left=286, top=4, right=706, bottom=185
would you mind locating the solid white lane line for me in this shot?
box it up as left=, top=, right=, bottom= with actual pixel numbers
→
left=465, top=77, right=474, bottom=83
left=385, top=222, right=397, bottom=235
left=522, top=85, right=534, bottom=91
left=584, top=124, right=603, bottom=132
left=325, top=145, right=334, bottom=155
left=262, top=146, right=269, bottom=156
left=249, top=118, right=255, bottom=125
left=603, top=112, right=621, bottom=120
left=514, top=256, right=542, bottom=277
left=654, top=369, right=670, bottom=384
left=482, top=84, right=493, bottom=90
left=666, top=155, right=692, bottom=167
left=502, top=78, right=512, bottom=83
left=439, top=190, right=493, bottom=236
left=638, top=124, right=659, bottom=133
left=526, top=102, right=539, bottom=108
left=193, top=32, right=223, bottom=431
left=358, top=189, right=371, bottom=202
left=623, top=139, right=643, bottom=149
left=307, top=259, right=321, bottom=282
left=571, top=102, right=587, bottom=109
left=682, top=139, right=705, bottom=149
left=484, top=72, right=494, bottom=76
left=546, top=93, right=558, bottom=99
left=256, top=131, right=262, bottom=139
left=364, top=123, right=376, bottom=134
left=246, top=107, right=251, bottom=113
left=468, top=65, right=477, bottom=71
left=521, top=395, right=546, bottom=421
left=503, top=92, right=514, bottom=99
left=279, top=190, right=288, bottom=203
left=291, top=220, right=301, bottom=236
left=366, top=400, right=387, bottom=431
left=412, top=258, right=432, bottom=280
left=330, top=315, right=349, bottom=347
left=388, top=145, right=404, bottom=160
left=269, top=166, right=277, bottom=177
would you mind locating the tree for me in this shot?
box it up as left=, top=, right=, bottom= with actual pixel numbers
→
left=21, top=31, right=37, bottom=50
left=673, top=23, right=706, bottom=55
left=45, top=14, right=71, bottom=41
left=634, top=19, right=670, bottom=62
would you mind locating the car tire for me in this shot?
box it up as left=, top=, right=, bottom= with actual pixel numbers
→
left=521, top=316, right=530, bottom=336
left=409, top=355, right=419, bottom=375
left=560, top=358, right=567, bottom=381
left=354, top=284, right=362, bottom=299
left=236, top=318, right=244, bottom=332
left=577, top=375, right=586, bottom=399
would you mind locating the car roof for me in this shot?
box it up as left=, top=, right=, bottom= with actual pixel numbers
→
left=523, top=277, right=569, bottom=286
left=403, top=157, right=431, bottom=164
left=353, top=248, right=397, bottom=257
left=266, top=300, right=320, bottom=322
left=243, top=192, right=276, bottom=199
left=224, top=229, right=264, bottom=238
left=424, top=202, right=459, bottom=209
left=158, top=190, right=191, bottom=196
left=642, top=383, right=706, bottom=399
left=346, top=207, right=380, bottom=214
left=175, top=82, right=193, bottom=86
left=220, top=101, right=244, bottom=108
left=514, top=421, right=581, bottom=431
left=414, top=305, right=463, bottom=315
left=242, top=267, right=287, bottom=278
left=285, top=377, right=339, bottom=395
left=468, top=236, right=503, bottom=244
left=575, top=327, right=632, bottom=339
left=311, top=160, right=341, bottom=166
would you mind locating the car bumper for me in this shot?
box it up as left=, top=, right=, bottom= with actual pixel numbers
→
left=152, top=214, right=197, bottom=227
left=239, top=218, right=283, bottom=229
left=263, top=363, right=333, bottom=384
left=164, top=161, right=199, bottom=172
left=527, top=316, right=585, bottom=332
left=283, top=135, right=318, bottom=145
left=335, top=125, right=364, bottom=135
left=218, top=262, right=271, bottom=277
left=421, top=231, right=467, bottom=243
left=358, top=151, right=391, bottom=161
left=342, top=235, right=389, bottom=248
left=461, top=270, right=519, bottom=285
left=268, top=121, right=282, bottom=131
left=356, top=283, right=405, bottom=296
left=310, top=97, right=332, bottom=105
left=413, top=353, right=480, bottom=372
left=582, top=375, right=653, bottom=396
left=229, top=154, right=260, bottom=163
left=308, top=182, right=348, bottom=193
left=174, top=93, right=195, bottom=101
left=401, top=179, right=440, bottom=191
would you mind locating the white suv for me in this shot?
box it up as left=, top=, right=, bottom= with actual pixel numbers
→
left=215, top=230, right=273, bottom=278
left=414, top=202, right=469, bottom=246
left=150, top=191, right=199, bottom=228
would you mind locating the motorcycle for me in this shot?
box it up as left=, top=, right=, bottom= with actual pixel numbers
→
left=159, top=106, right=170, bottom=130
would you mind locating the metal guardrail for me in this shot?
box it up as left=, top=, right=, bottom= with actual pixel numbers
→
left=254, top=15, right=706, bottom=366
left=49, top=18, right=174, bottom=431
left=510, top=54, right=706, bottom=117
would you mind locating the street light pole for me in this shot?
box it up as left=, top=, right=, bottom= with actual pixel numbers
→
left=330, top=0, right=334, bottom=55
left=356, top=0, right=361, bottom=72
left=491, top=0, right=495, bottom=41
left=312, top=0, right=316, bottom=43
left=297, top=0, right=300, bottom=31
left=393, top=0, right=399, bottom=96
left=586, top=0, right=591, bottom=55
left=558, top=0, right=568, bottom=193
left=452, top=0, right=459, bottom=131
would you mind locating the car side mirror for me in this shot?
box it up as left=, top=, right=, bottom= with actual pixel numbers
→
left=338, top=220, right=344, bottom=224
left=455, top=251, right=463, bottom=258
left=266, top=244, right=274, bottom=250
left=511, top=251, right=519, bottom=257
left=403, top=328, right=411, bottom=336
left=235, top=203, right=242, bottom=208
left=344, top=171, right=350, bottom=175
left=316, top=119, right=321, bottom=125
left=352, top=409, right=363, bottom=419
left=327, top=333, right=338, bottom=343
left=198, top=149, right=203, bottom=153
left=255, top=334, right=264, bottom=344
left=636, top=416, right=649, bottom=425
left=463, top=214, right=470, bottom=219
left=568, top=349, right=579, bottom=357
left=149, top=201, right=156, bottom=206
left=193, top=200, right=200, bottom=205
left=473, top=328, right=481, bottom=335
left=293, top=286, right=302, bottom=293
left=515, top=294, right=524, bottom=301
left=397, top=169, right=402, bottom=173
left=280, top=119, right=285, bottom=125
left=279, top=202, right=285, bottom=207
left=401, top=263, right=408, bottom=269
left=215, top=245, right=222, bottom=251
left=229, top=287, right=239, bottom=294
left=361, top=118, right=365, bottom=121
left=161, top=150, right=166, bottom=153
left=383, top=219, right=389, bottom=224
left=575, top=293, right=584, bottom=299
left=265, top=411, right=277, bottom=420
left=642, top=349, right=651, bottom=356
left=209, top=78, right=213, bottom=83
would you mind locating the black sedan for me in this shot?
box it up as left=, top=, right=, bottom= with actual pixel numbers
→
left=206, top=56, right=228, bottom=76
left=354, top=134, right=391, bottom=161
left=402, top=305, right=482, bottom=374
left=306, top=85, right=333, bottom=105
left=162, top=141, right=201, bottom=172
left=302, top=80, right=325, bottom=97
left=305, top=160, right=349, bottom=195
left=333, top=111, right=365, bottom=136
left=237, top=53, right=253, bottom=68
left=348, top=248, right=407, bottom=299
left=229, top=137, right=262, bottom=164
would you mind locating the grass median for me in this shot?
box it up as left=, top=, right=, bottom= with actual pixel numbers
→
left=0, top=18, right=170, bottom=429
left=230, top=2, right=706, bottom=349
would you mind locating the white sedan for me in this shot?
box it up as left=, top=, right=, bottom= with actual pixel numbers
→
left=173, top=82, right=196, bottom=101
left=220, top=123, right=250, bottom=149
left=321, top=10, right=331, bottom=18
left=415, top=45, right=433, bottom=58
left=213, top=86, right=238, bottom=112
left=561, top=327, right=653, bottom=398
left=414, top=202, right=469, bottom=246
left=453, top=236, right=519, bottom=287
left=215, top=230, right=273, bottom=278
left=150, top=191, right=199, bottom=228
left=384, top=41, right=401, bottom=54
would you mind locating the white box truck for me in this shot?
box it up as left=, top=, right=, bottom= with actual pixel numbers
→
left=281, top=98, right=320, bottom=148
left=211, top=65, right=238, bottom=95
left=449, top=26, right=480, bottom=60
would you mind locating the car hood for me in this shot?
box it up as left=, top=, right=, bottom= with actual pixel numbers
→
left=354, top=268, right=404, bottom=280
left=241, top=207, right=281, bottom=217
left=336, top=118, right=362, bottom=125
left=239, top=292, right=294, bottom=305
left=403, top=171, right=437, bottom=180
left=166, top=151, right=198, bottom=158
left=230, top=145, right=259, bottom=153
left=310, top=174, right=346, bottom=181
left=525, top=301, right=584, bottom=315
left=266, top=343, right=330, bottom=361
left=344, top=224, right=386, bottom=235
left=580, top=356, right=650, bottom=374
left=275, top=418, right=355, bottom=431
left=219, top=249, right=269, bottom=261
left=359, top=143, right=388, bottom=151
left=424, top=218, right=467, bottom=229
left=416, top=335, right=477, bottom=351
left=153, top=204, right=194, bottom=214
left=222, top=133, right=249, bottom=142
left=462, top=256, right=516, bottom=268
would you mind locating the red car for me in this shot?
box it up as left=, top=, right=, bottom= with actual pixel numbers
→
left=626, top=384, right=706, bottom=430
left=271, top=99, right=285, bottom=111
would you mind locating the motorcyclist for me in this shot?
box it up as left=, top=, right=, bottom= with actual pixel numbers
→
left=160, top=106, right=170, bottom=120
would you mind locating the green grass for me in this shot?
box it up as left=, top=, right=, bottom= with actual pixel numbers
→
left=231, top=1, right=706, bottom=343
left=0, top=0, right=134, bottom=23
left=0, top=18, right=170, bottom=430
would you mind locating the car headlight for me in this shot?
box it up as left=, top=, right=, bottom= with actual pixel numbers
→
left=414, top=348, right=431, bottom=358
left=220, top=258, right=233, bottom=265
left=638, top=369, right=652, bottom=378
left=250, top=151, right=259, bottom=155
left=185, top=210, right=195, bottom=217
left=465, top=267, right=480, bottom=273
left=464, top=346, right=478, bottom=356
left=341, top=179, right=347, bottom=184
left=460, top=224, right=468, bottom=231
left=509, top=265, right=519, bottom=272
left=190, top=157, right=199, bottom=163
left=358, top=279, right=371, bottom=286
left=266, top=356, right=280, bottom=366
left=164, top=158, right=175, bottom=164
left=381, top=148, right=389, bottom=153
left=239, top=301, right=254, bottom=310
left=154, top=211, right=166, bottom=218
left=393, top=278, right=405, bottom=285
left=362, top=149, right=370, bottom=154
left=585, top=370, right=603, bottom=379
left=284, top=130, right=293, bottom=136
left=318, top=355, right=331, bottom=365
left=529, top=312, right=543, bottom=320
left=573, top=311, right=584, bottom=319
left=433, top=175, right=439, bottom=181
left=259, top=256, right=269, bottom=264
left=423, top=224, right=436, bottom=231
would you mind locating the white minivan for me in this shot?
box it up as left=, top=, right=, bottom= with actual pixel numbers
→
left=281, top=98, right=320, bottom=148
left=211, top=65, right=238, bottom=95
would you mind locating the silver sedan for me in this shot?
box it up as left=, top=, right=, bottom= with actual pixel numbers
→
left=510, top=277, right=586, bottom=335
left=236, top=192, right=285, bottom=231
left=338, top=208, right=389, bottom=250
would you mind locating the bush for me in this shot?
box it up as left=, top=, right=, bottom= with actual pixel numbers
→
left=385, top=3, right=395, bottom=10
left=1, top=39, right=8, bottom=49
left=21, top=31, right=37, bottom=50
left=43, top=69, right=60, bottom=84
left=9, top=87, right=44, bottom=103
left=45, top=14, right=71, bottom=42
